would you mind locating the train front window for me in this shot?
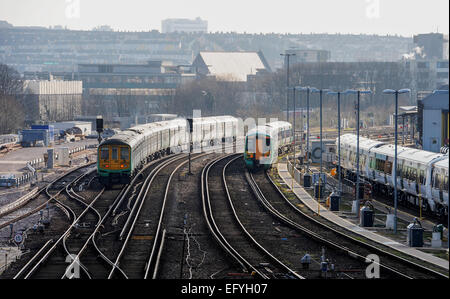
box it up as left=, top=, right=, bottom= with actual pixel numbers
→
left=120, top=147, right=129, bottom=160
left=111, top=147, right=118, bottom=160
left=100, top=147, right=109, bottom=160
left=246, top=136, right=256, bottom=152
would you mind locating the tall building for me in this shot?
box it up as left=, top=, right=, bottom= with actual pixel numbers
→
left=413, top=33, right=445, bottom=60
left=161, top=17, right=208, bottom=33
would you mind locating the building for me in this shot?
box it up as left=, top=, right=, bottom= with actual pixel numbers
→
left=413, top=33, right=445, bottom=60
left=418, top=85, right=449, bottom=152
left=161, top=17, right=208, bottom=33
left=20, top=80, right=83, bottom=124
left=192, top=51, right=271, bottom=82
left=76, top=61, right=192, bottom=117
left=405, top=59, right=449, bottom=92
left=283, top=49, right=330, bottom=67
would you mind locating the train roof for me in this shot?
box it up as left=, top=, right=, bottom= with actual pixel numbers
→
left=247, top=121, right=291, bottom=137
left=267, top=121, right=291, bottom=130
left=340, top=134, right=385, bottom=152
left=434, top=157, right=449, bottom=169
left=398, top=148, right=445, bottom=164
left=99, top=116, right=238, bottom=147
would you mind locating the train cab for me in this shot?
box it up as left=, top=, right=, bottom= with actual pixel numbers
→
left=244, top=127, right=272, bottom=170
left=98, top=143, right=131, bottom=185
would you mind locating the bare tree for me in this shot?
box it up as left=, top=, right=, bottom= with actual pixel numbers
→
left=0, top=64, right=24, bottom=134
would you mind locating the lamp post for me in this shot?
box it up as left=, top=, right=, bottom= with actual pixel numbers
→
left=383, top=89, right=411, bottom=234
left=280, top=53, right=296, bottom=123
left=327, top=91, right=344, bottom=196
left=298, top=87, right=313, bottom=173
left=288, top=86, right=299, bottom=167
left=310, top=88, right=329, bottom=203
left=345, top=89, right=372, bottom=217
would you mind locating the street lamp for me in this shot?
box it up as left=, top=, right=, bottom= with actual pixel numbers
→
left=281, top=53, right=296, bottom=122
left=383, top=88, right=411, bottom=234
left=311, top=88, right=329, bottom=204
left=327, top=90, right=344, bottom=196
left=345, top=89, right=372, bottom=217
left=288, top=86, right=300, bottom=167
left=298, top=87, right=313, bottom=173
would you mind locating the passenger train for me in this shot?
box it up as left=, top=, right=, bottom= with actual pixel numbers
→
left=244, top=121, right=292, bottom=170
left=339, top=134, right=449, bottom=216
left=97, top=116, right=238, bottom=185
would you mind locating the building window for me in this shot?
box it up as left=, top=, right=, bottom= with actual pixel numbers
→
left=437, top=61, right=449, bottom=68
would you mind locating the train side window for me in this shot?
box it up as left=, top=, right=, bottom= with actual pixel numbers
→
left=100, top=147, right=109, bottom=160
left=120, top=147, right=129, bottom=160
left=111, top=147, right=118, bottom=160
left=419, top=170, right=425, bottom=184
left=444, top=175, right=449, bottom=191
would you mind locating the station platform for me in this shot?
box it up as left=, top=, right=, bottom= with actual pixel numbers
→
left=277, top=163, right=449, bottom=271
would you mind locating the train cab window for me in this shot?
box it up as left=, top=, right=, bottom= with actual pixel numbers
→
left=111, top=147, right=118, bottom=160
left=100, top=147, right=109, bottom=160
left=120, top=147, right=129, bottom=160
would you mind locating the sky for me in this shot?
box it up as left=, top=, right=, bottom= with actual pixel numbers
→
left=0, top=0, right=448, bottom=36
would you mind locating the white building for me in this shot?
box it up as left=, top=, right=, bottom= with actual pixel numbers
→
left=161, top=17, right=207, bottom=33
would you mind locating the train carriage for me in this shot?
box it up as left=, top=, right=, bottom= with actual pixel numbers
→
left=338, top=133, right=449, bottom=217
left=98, top=116, right=238, bottom=186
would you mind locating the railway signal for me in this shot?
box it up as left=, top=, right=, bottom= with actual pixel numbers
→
left=187, top=118, right=194, bottom=175
left=96, top=116, right=104, bottom=144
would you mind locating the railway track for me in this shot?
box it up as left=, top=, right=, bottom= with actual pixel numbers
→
left=263, top=167, right=448, bottom=279
left=0, top=162, right=96, bottom=230
left=202, top=154, right=304, bottom=279
left=108, top=153, right=210, bottom=279
left=13, top=166, right=105, bottom=279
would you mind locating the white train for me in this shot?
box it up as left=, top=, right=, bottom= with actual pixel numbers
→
left=339, top=134, right=449, bottom=216
left=98, top=116, right=238, bottom=185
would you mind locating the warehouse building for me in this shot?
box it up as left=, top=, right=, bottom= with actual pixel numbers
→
left=20, top=80, right=83, bottom=124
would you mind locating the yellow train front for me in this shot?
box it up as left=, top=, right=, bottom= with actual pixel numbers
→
left=97, top=142, right=132, bottom=185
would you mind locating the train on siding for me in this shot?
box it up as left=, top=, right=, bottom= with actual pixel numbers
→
left=339, top=134, right=449, bottom=217
left=97, top=116, right=238, bottom=185
left=244, top=121, right=292, bottom=170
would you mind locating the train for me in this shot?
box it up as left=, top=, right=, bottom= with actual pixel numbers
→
left=244, top=121, right=292, bottom=170
left=339, top=134, right=449, bottom=217
left=97, top=116, right=238, bottom=185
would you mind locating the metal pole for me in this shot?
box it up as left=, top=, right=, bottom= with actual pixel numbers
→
left=338, top=92, right=342, bottom=195
left=293, top=88, right=296, bottom=167
left=319, top=90, right=323, bottom=204
left=306, top=89, right=310, bottom=173
left=394, top=91, right=398, bottom=234
left=356, top=91, right=360, bottom=217
left=287, top=56, right=290, bottom=122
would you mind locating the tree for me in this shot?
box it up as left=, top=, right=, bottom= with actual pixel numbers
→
left=0, top=64, right=24, bottom=134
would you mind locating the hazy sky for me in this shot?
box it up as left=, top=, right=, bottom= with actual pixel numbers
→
left=0, top=0, right=448, bottom=36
